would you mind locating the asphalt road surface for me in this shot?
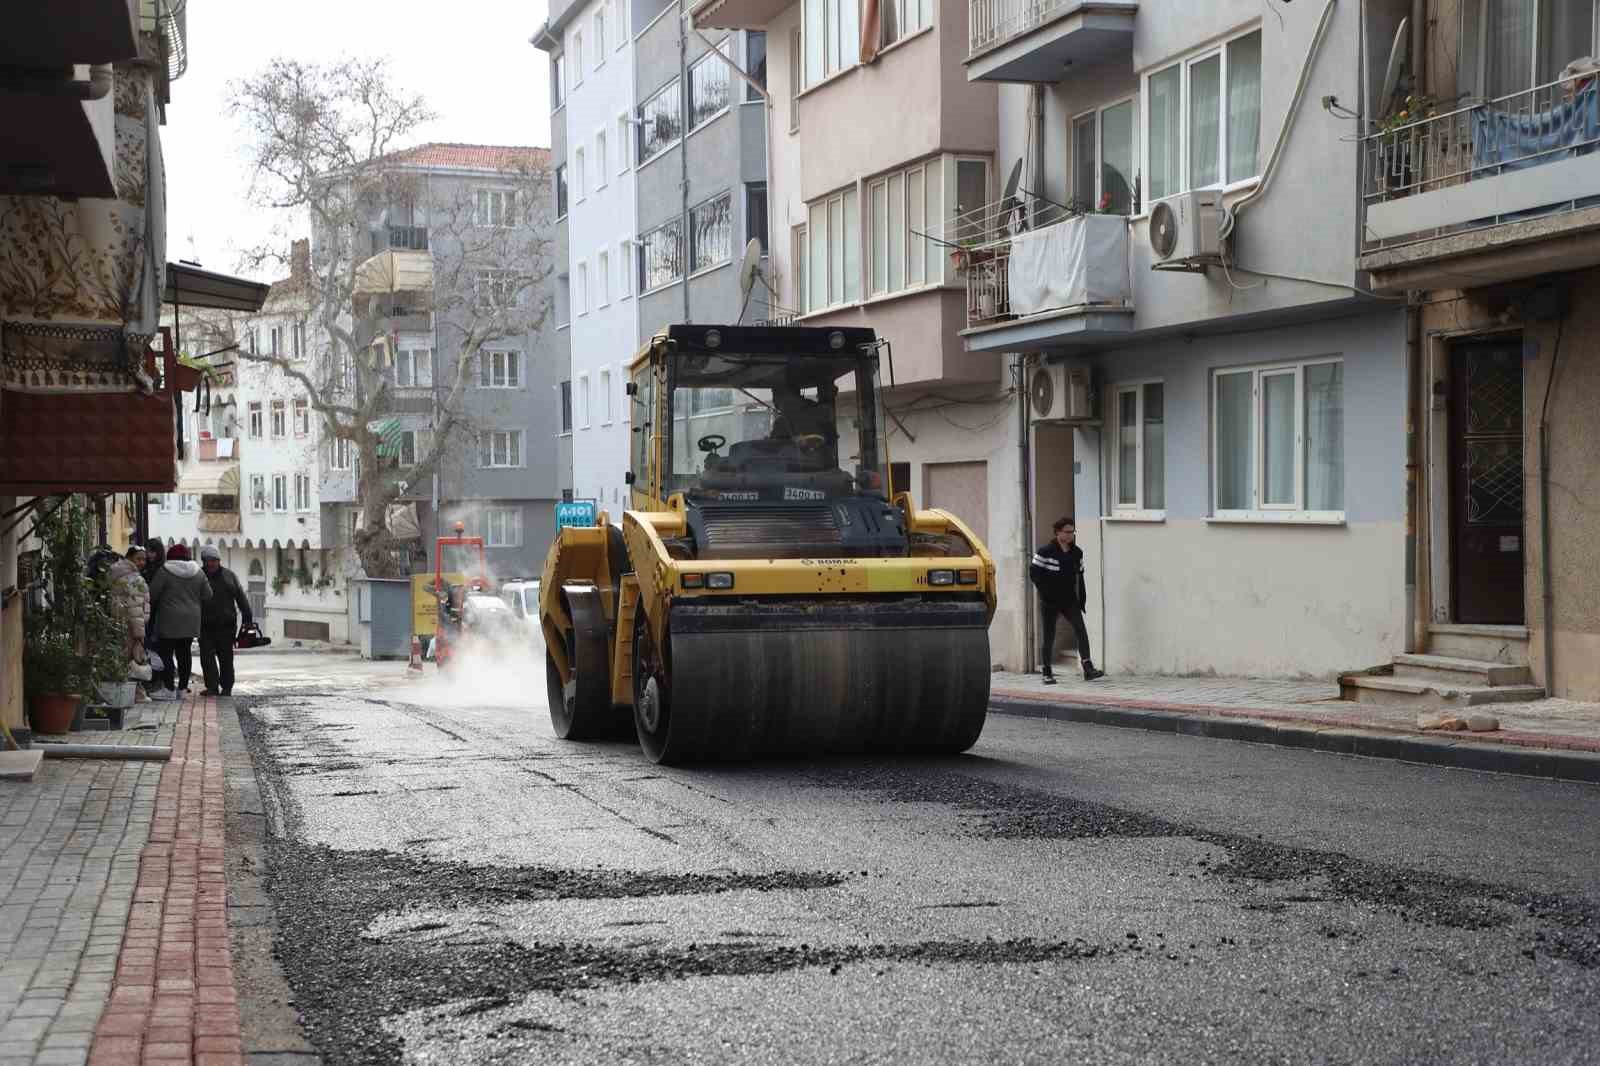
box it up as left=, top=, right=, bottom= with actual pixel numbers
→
left=231, top=651, right=1600, bottom=1065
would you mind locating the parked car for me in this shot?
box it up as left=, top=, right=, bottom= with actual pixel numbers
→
left=500, top=579, right=544, bottom=654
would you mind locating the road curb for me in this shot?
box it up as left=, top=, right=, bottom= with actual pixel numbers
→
left=988, top=695, right=1600, bottom=785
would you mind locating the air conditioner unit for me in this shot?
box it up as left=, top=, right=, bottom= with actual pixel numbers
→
left=1148, top=189, right=1222, bottom=267
left=1028, top=362, right=1097, bottom=423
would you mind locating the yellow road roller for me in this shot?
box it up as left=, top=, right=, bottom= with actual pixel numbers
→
left=538, top=324, right=996, bottom=763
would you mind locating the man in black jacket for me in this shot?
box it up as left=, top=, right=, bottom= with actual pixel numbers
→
left=1029, top=516, right=1104, bottom=684
left=198, top=546, right=253, bottom=696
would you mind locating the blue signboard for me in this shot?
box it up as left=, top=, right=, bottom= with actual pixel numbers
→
left=555, top=500, right=598, bottom=529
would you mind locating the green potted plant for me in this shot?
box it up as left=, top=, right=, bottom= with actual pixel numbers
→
left=21, top=498, right=113, bottom=734
left=23, top=628, right=82, bottom=734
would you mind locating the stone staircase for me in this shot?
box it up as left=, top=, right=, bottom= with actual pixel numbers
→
left=1339, top=624, right=1546, bottom=708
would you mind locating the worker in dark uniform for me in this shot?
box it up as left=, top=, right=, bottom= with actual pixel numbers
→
left=1029, top=516, right=1104, bottom=684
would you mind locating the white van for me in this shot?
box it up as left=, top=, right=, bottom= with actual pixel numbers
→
left=500, top=580, right=543, bottom=647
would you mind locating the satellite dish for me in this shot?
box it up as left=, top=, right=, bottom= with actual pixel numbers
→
left=737, top=237, right=764, bottom=305
left=998, top=158, right=1025, bottom=233
left=1381, top=17, right=1410, bottom=112
left=1003, top=157, right=1023, bottom=202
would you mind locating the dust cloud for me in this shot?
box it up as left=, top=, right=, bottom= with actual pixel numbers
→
left=406, top=624, right=548, bottom=711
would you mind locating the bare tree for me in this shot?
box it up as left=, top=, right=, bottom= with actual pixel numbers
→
left=227, top=57, right=555, bottom=578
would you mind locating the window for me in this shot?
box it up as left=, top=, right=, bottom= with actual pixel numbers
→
left=247, top=402, right=263, bottom=439
left=792, top=224, right=809, bottom=310
left=479, top=350, right=522, bottom=388
left=690, top=192, right=733, bottom=273
left=746, top=182, right=769, bottom=253
left=1213, top=359, right=1344, bottom=515
left=575, top=147, right=586, bottom=200
left=616, top=114, right=632, bottom=173
left=154, top=493, right=171, bottom=512
left=271, top=474, right=288, bottom=513
left=476, top=269, right=520, bottom=309
left=579, top=374, right=592, bottom=429
left=181, top=494, right=199, bottom=513
left=292, top=322, right=305, bottom=359
left=595, top=132, right=608, bottom=188
left=618, top=240, right=632, bottom=297
left=480, top=429, right=524, bottom=468
left=600, top=366, right=614, bottom=423
left=476, top=188, right=516, bottom=227
left=805, top=0, right=859, bottom=86
left=594, top=9, right=606, bottom=58
left=880, top=0, right=930, bottom=49
left=560, top=380, right=573, bottom=433
left=788, top=27, right=802, bottom=132
left=576, top=260, right=588, bottom=314
left=806, top=187, right=860, bottom=311
left=597, top=249, right=611, bottom=305
left=249, top=476, right=266, bottom=513
left=747, top=31, right=767, bottom=101
left=1114, top=382, right=1165, bottom=511
left=551, top=52, right=565, bottom=109
left=245, top=328, right=258, bottom=355
left=954, top=157, right=989, bottom=244
left=292, top=399, right=310, bottom=437
left=332, top=437, right=353, bottom=471
left=397, top=430, right=430, bottom=469
left=690, top=39, right=732, bottom=130
left=396, top=346, right=433, bottom=389
left=638, top=79, right=682, bottom=164
left=868, top=160, right=943, bottom=296
left=483, top=507, right=523, bottom=548
left=573, top=30, right=584, bottom=83
left=269, top=326, right=282, bottom=353
left=1073, top=99, right=1138, bottom=214
left=1145, top=29, right=1262, bottom=203
left=294, top=473, right=312, bottom=512
left=639, top=219, right=684, bottom=292
left=269, top=400, right=287, bottom=439
left=1461, top=0, right=1595, bottom=100
left=555, top=164, right=568, bottom=218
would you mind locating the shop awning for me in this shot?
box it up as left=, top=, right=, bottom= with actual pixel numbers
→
left=0, top=390, right=176, bottom=494
left=372, top=418, right=405, bottom=458
left=354, top=249, right=433, bottom=296
left=164, top=263, right=271, bottom=313
left=176, top=463, right=240, bottom=496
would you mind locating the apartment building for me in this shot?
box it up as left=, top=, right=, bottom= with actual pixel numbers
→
left=1358, top=0, right=1600, bottom=700
left=535, top=13, right=579, bottom=510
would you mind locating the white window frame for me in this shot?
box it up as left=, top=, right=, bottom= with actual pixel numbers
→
left=248, top=475, right=266, bottom=514
left=595, top=130, right=608, bottom=190
left=593, top=9, right=606, bottom=62
left=792, top=223, right=809, bottom=311
left=476, top=188, right=516, bottom=227
left=879, top=0, right=932, bottom=50
left=597, top=249, right=611, bottom=306
left=867, top=159, right=944, bottom=299
left=156, top=493, right=172, bottom=513
left=476, top=268, right=520, bottom=309
left=1141, top=26, right=1263, bottom=209
left=578, top=372, right=592, bottom=429
left=395, top=346, right=433, bottom=389
left=600, top=366, right=614, bottom=425
left=803, top=186, right=860, bottom=313
left=480, top=429, right=525, bottom=469
left=247, top=402, right=263, bottom=439
left=803, top=0, right=860, bottom=88
left=554, top=164, right=569, bottom=220
left=483, top=506, right=524, bottom=548
left=271, top=474, right=288, bottom=514
left=1072, top=94, right=1140, bottom=214
left=788, top=26, right=802, bottom=133
left=1210, top=357, right=1345, bottom=522
left=269, top=400, right=287, bottom=439
left=479, top=350, right=522, bottom=389
left=269, top=326, right=282, bottom=354
left=1110, top=380, right=1166, bottom=518
left=576, top=260, right=588, bottom=315
left=292, top=398, right=310, bottom=437
left=292, top=321, right=305, bottom=360
left=618, top=239, right=633, bottom=298
left=617, top=114, right=634, bottom=175
left=575, top=147, right=586, bottom=202
left=572, top=29, right=584, bottom=85
left=293, top=473, right=312, bottom=513
left=332, top=437, right=353, bottom=471
left=181, top=494, right=199, bottom=513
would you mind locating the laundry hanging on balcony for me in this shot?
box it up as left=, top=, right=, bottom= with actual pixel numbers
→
left=1006, top=214, right=1131, bottom=319
left=1472, top=80, right=1600, bottom=172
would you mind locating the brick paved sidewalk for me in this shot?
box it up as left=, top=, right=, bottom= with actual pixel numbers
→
left=990, top=670, right=1600, bottom=756
left=84, top=695, right=243, bottom=1066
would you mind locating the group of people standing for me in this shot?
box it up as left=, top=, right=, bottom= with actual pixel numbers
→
left=107, top=539, right=254, bottom=699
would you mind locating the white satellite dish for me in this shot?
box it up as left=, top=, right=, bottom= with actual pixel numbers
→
left=736, top=237, right=770, bottom=322
left=1381, top=17, right=1411, bottom=113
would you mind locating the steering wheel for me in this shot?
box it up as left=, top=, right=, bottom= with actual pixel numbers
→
left=795, top=433, right=826, bottom=453
left=697, top=433, right=727, bottom=454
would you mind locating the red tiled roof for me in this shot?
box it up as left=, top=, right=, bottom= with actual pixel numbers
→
left=383, top=143, right=550, bottom=171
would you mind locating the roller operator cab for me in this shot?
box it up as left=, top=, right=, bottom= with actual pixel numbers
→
left=539, top=324, right=997, bottom=764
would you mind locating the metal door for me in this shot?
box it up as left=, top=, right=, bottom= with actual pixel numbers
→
left=1449, top=340, right=1525, bottom=624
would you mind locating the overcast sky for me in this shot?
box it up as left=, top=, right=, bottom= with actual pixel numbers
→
left=164, top=0, right=554, bottom=282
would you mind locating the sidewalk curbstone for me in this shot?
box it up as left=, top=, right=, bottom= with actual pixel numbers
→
left=989, top=694, right=1600, bottom=784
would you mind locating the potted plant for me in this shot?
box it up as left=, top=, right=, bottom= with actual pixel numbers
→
left=23, top=629, right=82, bottom=734
left=21, top=498, right=112, bottom=734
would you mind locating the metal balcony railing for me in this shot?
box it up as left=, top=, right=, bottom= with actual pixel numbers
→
left=969, top=0, right=1124, bottom=57
left=1363, top=71, right=1600, bottom=250
left=948, top=193, right=1088, bottom=327
left=386, top=226, right=430, bottom=252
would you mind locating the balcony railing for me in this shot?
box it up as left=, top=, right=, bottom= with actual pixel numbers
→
left=970, top=0, right=1069, bottom=54
left=1363, top=72, right=1600, bottom=251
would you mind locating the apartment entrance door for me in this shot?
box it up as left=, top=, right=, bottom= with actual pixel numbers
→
left=1448, top=339, right=1526, bottom=625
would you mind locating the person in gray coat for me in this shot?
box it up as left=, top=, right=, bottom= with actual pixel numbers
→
left=147, top=543, right=211, bottom=698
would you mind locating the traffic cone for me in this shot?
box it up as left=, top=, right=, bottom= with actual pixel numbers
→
left=407, top=635, right=424, bottom=675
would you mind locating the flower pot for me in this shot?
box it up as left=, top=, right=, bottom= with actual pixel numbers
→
left=28, top=693, right=79, bottom=735
left=170, top=364, right=204, bottom=393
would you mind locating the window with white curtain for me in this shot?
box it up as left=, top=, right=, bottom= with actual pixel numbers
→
left=483, top=507, right=523, bottom=547
left=1213, top=359, right=1343, bottom=515
left=395, top=346, right=433, bottom=388
left=690, top=39, right=732, bottom=130
left=868, top=160, right=943, bottom=296
left=479, top=351, right=521, bottom=388
left=805, top=0, right=859, bottom=87
left=1146, top=29, right=1261, bottom=202
left=639, top=79, right=682, bottom=164
left=1113, top=382, right=1165, bottom=511
left=1460, top=0, right=1597, bottom=100
left=690, top=192, right=733, bottom=273
left=806, top=188, right=859, bottom=312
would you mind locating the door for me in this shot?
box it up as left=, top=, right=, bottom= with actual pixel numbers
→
left=1449, top=339, right=1525, bottom=624
left=924, top=461, right=989, bottom=547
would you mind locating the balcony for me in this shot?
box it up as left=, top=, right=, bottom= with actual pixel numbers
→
left=689, top=0, right=789, bottom=30
left=965, top=0, right=1134, bottom=84
left=953, top=194, right=1133, bottom=353
left=1361, top=72, right=1600, bottom=293
left=195, top=437, right=240, bottom=462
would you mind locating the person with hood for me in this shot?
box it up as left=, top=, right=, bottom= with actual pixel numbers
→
left=147, top=543, right=211, bottom=698
left=197, top=546, right=252, bottom=696
left=108, top=544, right=151, bottom=668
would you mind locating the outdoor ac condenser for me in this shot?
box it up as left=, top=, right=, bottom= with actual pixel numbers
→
left=1029, top=362, right=1097, bottom=424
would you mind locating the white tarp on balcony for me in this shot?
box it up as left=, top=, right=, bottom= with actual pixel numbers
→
left=1007, top=213, right=1130, bottom=317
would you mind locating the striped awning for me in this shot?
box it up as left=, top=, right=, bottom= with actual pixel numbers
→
left=176, top=463, right=240, bottom=496
left=371, top=418, right=405, bottom=458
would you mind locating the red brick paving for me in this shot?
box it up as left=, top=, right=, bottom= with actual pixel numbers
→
left=90, top=694, right=244, bottom=1066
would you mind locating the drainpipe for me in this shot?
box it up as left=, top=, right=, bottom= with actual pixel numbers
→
left=1406, top=301, right=1424, bottom=654
left=680, top=0, right=692, bottom=324
left=0, top=64, right=114, bottom=100
left=1537, top=314, right=1566, bottom=697
left=1015, top=353, right=1034, bottom=673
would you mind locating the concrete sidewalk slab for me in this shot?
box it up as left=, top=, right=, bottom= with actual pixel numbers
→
left=0, top=750, right=44, bottom=781
left=988, top=671, right=1600, bottom=783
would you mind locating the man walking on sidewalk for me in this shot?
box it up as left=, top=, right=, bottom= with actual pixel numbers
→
left=1030, top=516, right=1104, bottom=684
left=198, top=545, right=253, bottom=697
